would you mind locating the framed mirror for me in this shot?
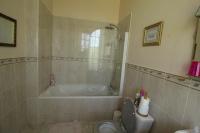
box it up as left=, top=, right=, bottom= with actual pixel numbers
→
left=0, top=13, right=17, bottom=47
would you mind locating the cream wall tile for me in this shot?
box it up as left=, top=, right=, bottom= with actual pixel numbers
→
left=143, top=73, right=166, bottom=108
left=0, top=62, right=27, bottom=133
left=150, top=103, right=182, bottom=133
left=0, top=111, right=18, bottom=133
left=182, top=89, right=200, bottom=128
left=37, top=97, right=121, bottom=123
left=52, top=16, right=120, bottom=89
left=163, top=81, right=190, bottom=122
left=1, top=89, right=17, bottom=117
left=25, top=62, right=39, bottom=97
left=38, top=0, right=52, bottom=94
left=124, top=64, right=200, bottom=132
left=123, top=67, right=143, bottom=97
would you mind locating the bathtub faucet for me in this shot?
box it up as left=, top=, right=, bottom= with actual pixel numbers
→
left=50, top=74, right=56, bottom=86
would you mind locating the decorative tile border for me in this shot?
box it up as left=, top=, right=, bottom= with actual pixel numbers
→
left=0, top=56, right=115, bottom=66
left=52, top=56, right=115, bottom=63
left=38, top=56, right=52, bottom=61
left=0, top=57, right=34, bottom=66
left=4, top=58, right=199, bottom=91
left=127, top=63, right=200, bottom=92
left=0, top=56, right=52, bottom=66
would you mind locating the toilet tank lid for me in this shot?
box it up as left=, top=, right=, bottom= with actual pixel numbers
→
left=121, top=98, right=136, bottom=133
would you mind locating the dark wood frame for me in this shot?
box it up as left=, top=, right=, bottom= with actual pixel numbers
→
left=0, top=12, right=17, bottom=47
left=143, top=21, right=163, bottom=46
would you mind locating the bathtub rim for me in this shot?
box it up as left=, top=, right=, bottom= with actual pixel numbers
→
left=38, top=95, right=122, bottom=99
left=40, top=84, right=122, bottom=98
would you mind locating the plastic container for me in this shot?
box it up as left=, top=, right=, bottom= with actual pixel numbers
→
left=138, top=97, right=150, bottom=117
left=113, top=110, right=122, bottom=121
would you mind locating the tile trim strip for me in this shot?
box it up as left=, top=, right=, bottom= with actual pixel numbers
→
left=0, top=56, right=116, bottom=66
left=127, top=63, right=200, bottom=92
left=0, top=56, right=118, bottom=65
left=52, top=56, right=116, bottom=63
left=0, top=56, right=52, bottom=66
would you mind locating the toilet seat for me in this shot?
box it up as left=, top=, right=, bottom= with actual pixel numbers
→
left=99, top=122, right=118, bottom=133
left=95, top=121, right=126, bottom=133
left=94, top=99, right=154, bottom=133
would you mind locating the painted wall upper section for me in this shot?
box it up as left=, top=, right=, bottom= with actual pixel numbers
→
left=119, top=0, right=200, bottom=76
left=52, top=0, right=120, bottom=24
left=119, top=0, right=132, bottom=21
left=41, top=0, right=53, bottom=12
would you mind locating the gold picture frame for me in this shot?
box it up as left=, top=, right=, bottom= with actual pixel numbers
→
left=143, top=21, right=163, bottom=46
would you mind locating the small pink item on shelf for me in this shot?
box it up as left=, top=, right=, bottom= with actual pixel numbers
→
left=140, top=88, right=145, bottom=97
left=188, top=61, right=200, bottom=77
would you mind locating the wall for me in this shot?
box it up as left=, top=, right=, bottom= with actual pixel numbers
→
left=0, top=0, right=28, bottom=132
left=111, top=15, right=131, bottom=90
left=0, top=0, right=47, bottom=130
left=119, top=0, right=132, bottom=21
left=25, top=0, right=53, bottom=127
left=0, top=59, right=27, bottom=132
left=119, top=0, right=200, bottom=132
left=120, top=0, right=200, bottom=76
left=38, top=0, right=53, bottom=94
left=124, top=64, right=200, bottom=132
left=0, top=0, right=53, bottom=129
left=38, top=97, right=121, bottom=124
left=52, top=16, right=118, bottom=86
left=41, top=0, right=52, bottom=12
left=52, top=0, right=120, bottom=24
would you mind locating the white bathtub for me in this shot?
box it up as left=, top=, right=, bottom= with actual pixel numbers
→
left=40, top=84, right=118, bottom=97
left=35, top=84, right=122, bottom=125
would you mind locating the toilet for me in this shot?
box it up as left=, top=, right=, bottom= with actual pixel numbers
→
left=94, top=98, right=154, bottom=133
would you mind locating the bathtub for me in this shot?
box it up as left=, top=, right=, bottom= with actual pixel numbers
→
left=36, top=84, right=122, bottom=125
left=40, top=84, right=118, bottom=97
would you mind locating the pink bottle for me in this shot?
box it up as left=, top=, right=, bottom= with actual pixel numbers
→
left=188, top=61, right=200, bottom=77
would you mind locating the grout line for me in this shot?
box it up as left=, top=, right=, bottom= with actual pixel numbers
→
left=180, top=89, right=191, bottom=127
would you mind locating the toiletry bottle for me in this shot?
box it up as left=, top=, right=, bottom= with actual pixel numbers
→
left=135, top=87, right=145, bottom=107
left=134, top=88, right=141, bottom=107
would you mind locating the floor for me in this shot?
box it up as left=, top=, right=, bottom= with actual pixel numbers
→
left=21, top=121, right=95, bottom=133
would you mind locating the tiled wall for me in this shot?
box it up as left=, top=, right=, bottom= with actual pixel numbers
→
left=0, top=58, right=34, bottom=133
left=38, top=0, right=52, bottom=94
left=0, top=1, right=43, bottom=130
left=52, top=16, right=119, bottom=86
left=26, top=0, right=53, bottom=128
left=124, top=63, right=200, bottom=132
left=37, top=97, right=122, bottom=124
left=52, top=57, right=114, bottom=86
left=0, top=57, right=52, bottom=132
left=0, top=57, right=50, bottom=132
left=111, top=15, right=131, bottom=90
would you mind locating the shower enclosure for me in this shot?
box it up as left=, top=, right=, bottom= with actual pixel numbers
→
left=50, top=17, right=125, bottom=96
left=28, top=1, right=132, bottom=127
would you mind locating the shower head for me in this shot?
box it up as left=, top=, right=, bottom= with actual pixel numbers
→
left=105, top=24, right=119, bottom=30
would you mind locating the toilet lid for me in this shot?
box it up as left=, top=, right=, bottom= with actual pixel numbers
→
left=98, top=122, right=118, bottom=133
